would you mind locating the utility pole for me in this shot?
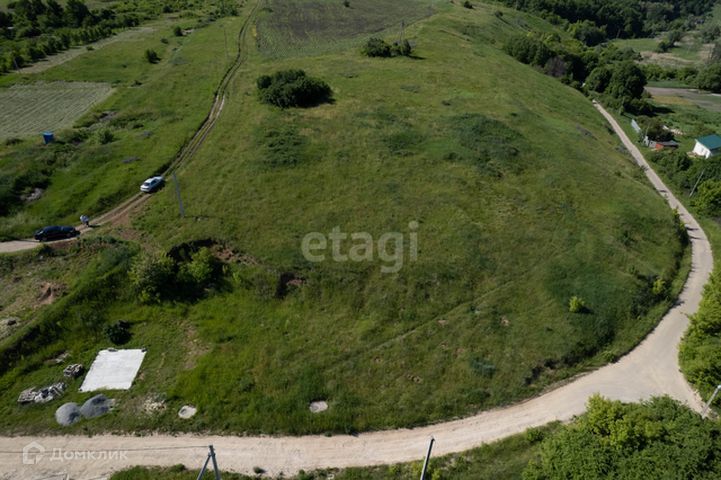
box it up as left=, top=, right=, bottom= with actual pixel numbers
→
left=702, top=385, right=721, bottom=418
left=223, top=25, right=229, bottom=62
left=172, top=172, right=185, bottom=218
left=689, top=168, right=706, bottom=197
left=196, top=445, right=222, bottom=480
left=419, top=437, right=435, bottom=480
left=399, top=20, right=405, bottom=44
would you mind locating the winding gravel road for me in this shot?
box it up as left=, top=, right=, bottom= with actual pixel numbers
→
left=0, top=103, right=713, bottom=480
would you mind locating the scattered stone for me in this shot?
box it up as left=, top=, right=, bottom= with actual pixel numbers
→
left=309, top=401, right=328, bottom=413
left=46, top=351, right=70, bottom=365
left=140, top=130, right=153, bottom=138
left=38, top=282, right=65, bottom=305
left=18, top=382, right=67, bottom=404
left=122, top=156, right=140, bottom=164
left=178, top=405, right=197, bottom=419
left=17, top=388, right=36, bottom=404
left=35, top=382, right=66, bottom=403
left=143, top=394, right=166, bottom=414
left=80, top=394, right=115, bottom=419
left=63, top=364, right=84, bottom=378
left=56, top=403, right=81, bottom=426
left=1, top=317, right=19, bottom=327
left=21, top=188, right=44, bottom=203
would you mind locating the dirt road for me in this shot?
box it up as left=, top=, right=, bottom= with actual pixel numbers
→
left=0, top=102, right=713, bottom=479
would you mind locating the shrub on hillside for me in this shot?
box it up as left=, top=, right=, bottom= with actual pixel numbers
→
left=128, top=252, right=175, bottom=303
left=362, top=37, right=391, bottom=57
left=256, top=69, right=332, bottom=108
left=180, top=247, right=218, bottom=288
left=105, top=320, right=131, bottom=345
left=144, top=49, right=160, bottom=64
left=362, top=37, right=413, bottom=58
left=568, top=296, right=587, bottom=313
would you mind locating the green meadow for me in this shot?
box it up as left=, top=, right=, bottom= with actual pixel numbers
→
left=0, top=11, right=245, bottom=239
left=0, top=0, right=691, bottom=436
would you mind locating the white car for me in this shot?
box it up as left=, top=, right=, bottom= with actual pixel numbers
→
left=140, top=176, right=164, bottom=193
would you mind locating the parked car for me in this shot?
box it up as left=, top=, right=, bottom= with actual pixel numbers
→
left=34, top=226, right=80, bottom=242
left=140, top=176, right=164, bottom=193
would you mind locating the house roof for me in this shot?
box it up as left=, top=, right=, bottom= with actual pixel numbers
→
left=697, top=134, right=721, bottom=151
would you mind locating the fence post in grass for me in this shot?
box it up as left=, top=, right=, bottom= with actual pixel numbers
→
left=420, top=437, right=435, bottom=480
left=689, top=168, right=706, bottom=198
left=210, top=444, right=222, bottom=480
left=196, top=445, right=222, bottom=480
left=172, top=172, right=185, bottom=218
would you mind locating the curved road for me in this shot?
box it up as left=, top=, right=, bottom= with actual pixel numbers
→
left=0, top=103, right=713, bottom=479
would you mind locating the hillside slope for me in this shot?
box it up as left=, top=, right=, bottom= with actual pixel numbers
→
left=0, top=1, right=690, bottom=435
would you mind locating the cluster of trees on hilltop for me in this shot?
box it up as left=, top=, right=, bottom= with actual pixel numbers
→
left=0, top=0, right=235, bottom=74
left=502, top=0, right=715, bottom=41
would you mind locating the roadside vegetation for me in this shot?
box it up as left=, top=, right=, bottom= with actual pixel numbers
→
left=109, top=397, right=721, bottom=479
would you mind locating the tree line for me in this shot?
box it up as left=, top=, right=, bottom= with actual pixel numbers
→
left=501, top=0, right=715, bottom=41
left=0, top=0, right=234, bottom=74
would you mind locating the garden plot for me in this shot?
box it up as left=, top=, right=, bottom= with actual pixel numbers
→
left=0, top=81, right=113, bottom=140
left=79, top=349, right=146, bottom=392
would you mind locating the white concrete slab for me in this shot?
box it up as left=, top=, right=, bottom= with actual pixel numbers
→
left=79, top=349, right=146, bottom=392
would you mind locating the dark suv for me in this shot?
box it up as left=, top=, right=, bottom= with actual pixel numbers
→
left=34, top=226, right=80, bottom=242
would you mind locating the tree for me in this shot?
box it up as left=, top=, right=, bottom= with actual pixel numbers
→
left=173, top=25, right=183, bottom=37
left=606, top=60, right=646, bottom=102
left=570, top=20, right=606, bottom=46
left=585, top=65, right=612, bottom=93
left=695, top=179, right=721, bottom=216
left=128, top=252, right=175, bottom=303
left=256, top=69, right=332, bottom=108
left=64, top=0, right=91, bottom=28
left=644, top=118, right=673, bottom=142
left=362, top=37, right=391, bottom=57
left=697, top=63, right=721, bottom=92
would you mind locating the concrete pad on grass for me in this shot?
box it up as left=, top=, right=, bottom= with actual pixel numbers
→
left=79, top=349, right=146, bottom=392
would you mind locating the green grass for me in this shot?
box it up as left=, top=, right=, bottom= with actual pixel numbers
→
left=0, top=13, right=247, bottom=240
left=0, top=1, right=691, bottom=436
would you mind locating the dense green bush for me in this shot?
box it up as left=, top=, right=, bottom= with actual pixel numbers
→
left=180, top=247, right=217, bottom=287
left=362, top=37, right=391, bottom=57
left=696, top=63, right=721, bottom=93
left=128, top=252, right=175, bottom=303
left=524, top=396, right=721, bottom=479
left=256, top=69, right=332, bottom=108
left=361, top=37, right=413, bottom=58
left=694, top=179, right=721, bottom=216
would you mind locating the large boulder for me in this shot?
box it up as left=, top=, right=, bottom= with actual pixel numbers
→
left=55, top=403, right=81, bottom=426
left=80, top=394, right=114, bottom=419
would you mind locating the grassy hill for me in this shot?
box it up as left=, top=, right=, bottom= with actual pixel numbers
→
left=0, top=0, right=689, bottom=435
